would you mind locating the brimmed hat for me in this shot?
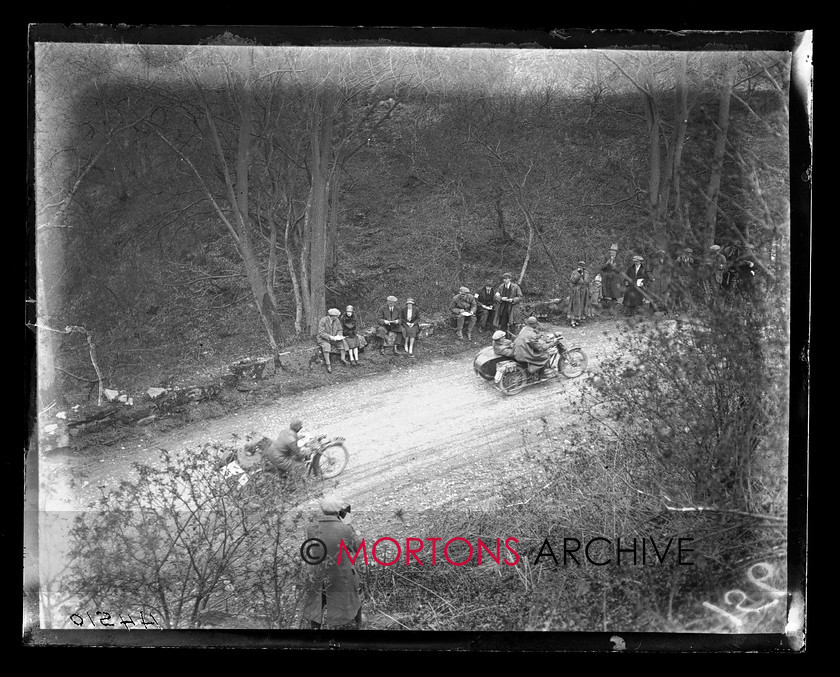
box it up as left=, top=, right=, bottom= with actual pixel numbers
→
left=327, top=308, right=340, bottom=316
left=525, top=316, right=538, bottom=327
left=655, top=249, right=666, bottom=256
left=406, top=298, right=415, bottom=304
left=632, top=255, right=643, bottom=262
left=684, top=247, right=694, bottom=253
left=609, top=244, right=619, bottom=251
left=320, top=494, right=347, bottom=515
left=345, top=305, right=354, bottom=312
left=502, top=272, right=513, bottom=279
left=492, top=330, right=507, bottom=340
left=459, top=286, right=470, bottom=294
left=710, top=245, right=721, bottom=251
left=290, top=418, right=303, bottom=432
left=577, top=260, right=586, bottom=266
left=387, top=295, right=398, bottom=303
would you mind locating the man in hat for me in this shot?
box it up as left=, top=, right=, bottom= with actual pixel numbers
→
left=450, top=286, right=478, bottom=340
left=623, top=255, right=649, bottom=317
left=513, top=316, right=552, bottom=377
left=600, top=244, right=622, bottom=311
left=705, top=244, right=728, bottom=298
left=317, top=308, right=349, bottom=373
left=400, top=297, right=421, bottom=357
left=493, top=273, right=523, bottom=335
left=375, top=295, right=405, bottom=355
left=474, top=281, right=497, bottom=332
left=300, top=494, right=363, bottom=630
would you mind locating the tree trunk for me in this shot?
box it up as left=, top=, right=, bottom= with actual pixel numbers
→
left=642, top=75, right=662, bottom=215
left=326, top=157, right=343, bottom=272
left=704, top=63, right=734, bottom=247
left=284, top=211, right=304, bottom=336
left=304, top=95, right=333, bottom=335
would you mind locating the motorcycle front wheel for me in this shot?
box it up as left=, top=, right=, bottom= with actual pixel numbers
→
left=314, top=442, right=350, bottom=479
left=560, top=348, right=588, bottom=378
left=497, top=367, right=527, bottom=395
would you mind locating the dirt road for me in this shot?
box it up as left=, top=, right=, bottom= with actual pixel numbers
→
left=40, top=321, right=625, bottom=533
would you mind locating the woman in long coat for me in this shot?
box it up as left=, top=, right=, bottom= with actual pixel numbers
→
left=600, top=244, right=623, bottom=308
left=567, top=261, right=591, bottom=328
left=340, top=305, right=366, bottom=366
left=300, top=496, right=363, bottom=629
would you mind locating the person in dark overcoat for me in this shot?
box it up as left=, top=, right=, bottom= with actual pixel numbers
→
left=400, top=298, right=421, bottom=358
left=493, top=273, right=524, bottom=335
left=623, top=255, right=649, bottom=317
left=648, top=250, right=672, bottom=313
left=375, top=295, right=405, bottom=355
left=300, top=495, right=363, bottom=630
left=600, top=244, right=623, bottom=309
left=474, top=282, right=497, bottom=332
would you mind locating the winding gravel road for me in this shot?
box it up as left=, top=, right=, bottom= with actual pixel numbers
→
left=40, top=321, right=626, bottom=534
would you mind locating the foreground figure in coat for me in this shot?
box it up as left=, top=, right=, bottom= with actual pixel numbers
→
left=300, top=495, right=363, bottom=630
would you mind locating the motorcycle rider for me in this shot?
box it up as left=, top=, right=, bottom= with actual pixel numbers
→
left=262, top=418, right=309, bottom=474
left=513, top=316, right=553, bottom=379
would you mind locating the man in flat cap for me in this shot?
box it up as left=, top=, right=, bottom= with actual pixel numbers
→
left=493, top=272, right=523, bottom=336
left=450, top=286, right=477, bottom=340
left=513, top=316, right=552, bottom=377
left=600, top=244, right=622, bottom=312
left=317, top=308, right=349, bottom=373
left=375, top=295, right=405, bottom=355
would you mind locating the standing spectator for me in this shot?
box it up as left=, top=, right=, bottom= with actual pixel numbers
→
left=400, top=297, right=421, bottom=358
left=588, top=274, right=602, bottom=320
left=474, top=281, right=497, bottom=332
left=493, top=272, right=524, bottom=336
left=340, top=305, right=366, bottom=367
left=600, top=244, right=622, bottom=311
left=673, top=247, right=696, bottom=310
left=300, top=495, right=363, bottom=630
left=623, top=255, right=649, bottom=317
left=317, top=308, right=349, bottom=373
left=450, top=286, right=477, bottom=341
left=567, top=260, right=591, bottom=328
left=375, top=295, right=404, bottom=355
left=649, top=249, right=671, bottom=313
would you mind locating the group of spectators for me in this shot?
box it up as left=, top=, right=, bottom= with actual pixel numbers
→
left=565, top=240, right=763, bottom=324
left=314, top=241, right=763, bottom=372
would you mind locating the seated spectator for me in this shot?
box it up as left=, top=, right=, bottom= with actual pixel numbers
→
left=340, top=305, right=366, bottom=366
left=450, top=286, right=477, bottom=341
left=474, top=281, right=497, bottom=332
left=317, top=308, right=349, bottom=373
left=375, top=295, right=405, bottom=355
left=401, top=298, right=421, bottom=358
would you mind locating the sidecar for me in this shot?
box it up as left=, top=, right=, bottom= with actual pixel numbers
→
left=473, top=345, right=508, bottom=381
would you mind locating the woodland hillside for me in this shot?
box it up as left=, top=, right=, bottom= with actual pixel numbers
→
left=32, top=39, right=793, bottom=407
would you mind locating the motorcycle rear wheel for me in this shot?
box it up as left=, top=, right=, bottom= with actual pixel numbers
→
left=314, top=442, right=350, bottom=479
left=560, top=348, right=588, bottom=378
left=497, top=367, right=527, bottom=395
